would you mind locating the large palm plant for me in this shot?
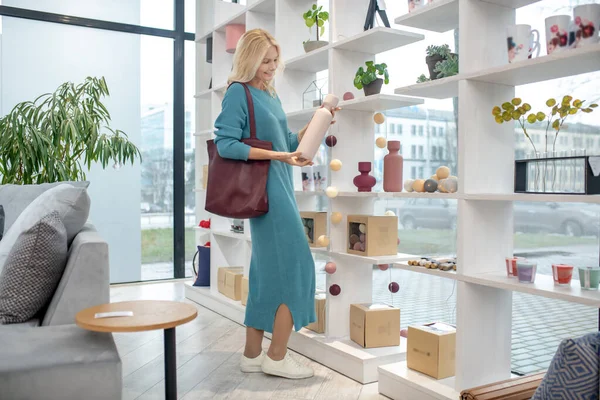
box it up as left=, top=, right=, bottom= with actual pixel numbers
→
left=0, top=76, right=141, bottom=184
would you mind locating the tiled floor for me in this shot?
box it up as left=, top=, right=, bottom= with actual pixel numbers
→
left=141, top=244, right=599, bottom=376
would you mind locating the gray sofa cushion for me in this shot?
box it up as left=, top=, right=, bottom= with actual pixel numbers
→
left=0, top=211, right=68, bottom=324
left=0, top=181, right=89, bottom=233
left=0, top=324, right=122, bottom=400
left=0, top=183, right=89, bottom=274
left=0, top=205, right=4, bottom=241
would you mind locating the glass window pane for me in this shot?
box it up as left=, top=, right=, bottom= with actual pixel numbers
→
left=185, top=0, right=195, bottom=33
left=185, top=39, right=196, bottom=278
left=0, top=16, right=166, bottom=283
left=3, top=0, right=174, bottom=30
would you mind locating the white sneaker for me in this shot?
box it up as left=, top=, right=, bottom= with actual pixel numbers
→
left=240, top=351, right=265, bottom=373
left=261, top=352, right=314, bottom=379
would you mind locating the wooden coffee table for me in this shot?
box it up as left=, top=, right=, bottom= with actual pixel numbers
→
left=76, top=300, right=198, bottom=400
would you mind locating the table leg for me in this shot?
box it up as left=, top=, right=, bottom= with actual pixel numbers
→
left=164, top=327, right=177, bottom=400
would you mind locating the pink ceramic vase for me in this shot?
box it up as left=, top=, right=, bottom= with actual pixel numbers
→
left=226, top=24, right=245, bottom=54
left=353, top=162, right=376, bottom=192
left=383, top=140, right=403, bottom=192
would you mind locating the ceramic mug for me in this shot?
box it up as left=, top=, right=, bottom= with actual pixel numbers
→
left=545, top=15, right=573, bottom=54
left=507, top=24, right=540, bottom=63
left=572, top=4, right=600, bottom=48
left=408, top=0, right=427, bottom=13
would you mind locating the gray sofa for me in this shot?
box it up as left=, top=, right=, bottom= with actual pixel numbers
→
left=0, top=183, right=122, bottom=400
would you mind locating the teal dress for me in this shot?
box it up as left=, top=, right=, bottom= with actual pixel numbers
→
left=213, top=83, right=316, bottom=333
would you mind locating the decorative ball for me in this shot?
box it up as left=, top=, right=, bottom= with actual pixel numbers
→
left=353, top=242, right=362, bottom=251
left=376, top=137, right=387, bottom=149
left=331, top=212, right=343, bottom=224
left=359, top=234, right=365, bottom=243
left=442, top=176, right=458, bottom=193
left=400, top=328, right=408, bottom=338
left=349, top=234, right=360, bottom=245
left=397, top=238, right=400, bottom=245
left=412, top=179, right=425, bottom=193
left=436, top=166, right=450, bottom=179
left=329, top=284, right=341, bottom=296
left=389, top=282, right=400, bottom=293
left=330, top=159, right=342, bottom=171
left=424, top=179, right=438, bottom=193
left=385, top=210, right=396, bottom=217
left=325, top=186, right=338, bottom=198
left=359, top=224, right=366, bottom=234
left=325, top=135, right=337, bottom=147
left=430, top=174, right=439, bottom=181
left=404, top=179, right=415, bottom=192
left=373, top=112, right=385, bottom=124
left=438, top=179, right=448, bottom=193
left=343, top=92, right=354, bottom=101
left=325, top=262, right=337, bottom=274
left=317, top=235, right=330, bottom=247
left=378, top=264, right=390, bottom=271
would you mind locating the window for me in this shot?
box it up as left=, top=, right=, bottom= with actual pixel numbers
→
left=439, top=147, right=444, bottom=160
left=411, top=145, right=416, bottom=159
left=411, top=166, right=416, bottom=179
left=390, top=124, right=395, bottom=134
left=418, top=167, right=424, bottom=177
left=375, top=124, right=380, bottom=133
left=418, top=145, right=424, bottom=159
left=419, top=126, right=424, bottom=136
left=439, top=127, right=444, bottom=136
left=431, top=146, right=437, bottom=160
left=411, top=125, right=416, bottom=136
left=432, top=127, right=437, bottom=137
left=397, top=124, right=403, bottom=135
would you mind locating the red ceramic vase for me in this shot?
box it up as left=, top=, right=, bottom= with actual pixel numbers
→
left=353, top=162, right=376, bottom=192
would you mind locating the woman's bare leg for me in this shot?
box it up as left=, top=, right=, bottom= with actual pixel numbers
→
left=267, top=304, right=293, bottom=361
left=244, top=327, right=265, bottom=358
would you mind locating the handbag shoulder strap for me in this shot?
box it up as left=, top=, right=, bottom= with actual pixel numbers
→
left=228, top=81, right=257, bottom=139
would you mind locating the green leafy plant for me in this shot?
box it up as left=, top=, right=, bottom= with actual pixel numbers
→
left=433, top=54, right=459, bottom=78
left=416, top=74, right=430, bottom=83
left=0, top=76, right=142, bottom=184
left=303, top=4, right=329, bottom=42
left=426, top=44, right=451, bottom=59
left=491, top=95, right=598, bottom=153
left=354, top=61, right=389, bottom=90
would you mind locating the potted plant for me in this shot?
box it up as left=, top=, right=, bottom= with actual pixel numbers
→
left=354, top=61, right=389, bottom=96
left=425, top=44, right=456, bottom=80
left=433, top=53, right=458, bottom=79
left=302, top=4, right=329, bottom=53
left=0, top=76, right=142, bottom=184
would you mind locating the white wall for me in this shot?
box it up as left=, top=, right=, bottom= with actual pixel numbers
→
left=0, top=1, right=142, bottom=283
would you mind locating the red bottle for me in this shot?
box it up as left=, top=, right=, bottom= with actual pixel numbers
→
left=384, top=140, right=403, bottom=192
left=353, top=162, right=377, bottom=192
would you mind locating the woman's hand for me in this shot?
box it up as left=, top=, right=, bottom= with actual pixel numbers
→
left=273, top=151, right=313, bottom=167
left=329, top=106, right=342, bottom=124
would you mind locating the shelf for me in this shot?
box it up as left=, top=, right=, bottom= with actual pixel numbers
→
left=333, top=27, right=424, bottom=54
left=339, top=94, right=424, bottom=112
left=193, top=129, right=214, bottom=137
left=393, top=0, right=458, bottom=33
left=295, top=190, right=325, bottom=196
left=330, top=251, right=416, bottom=265
left=336, top=191, right=461, bottom=199
left=479, top=0, right=541, bottom=8
left=463, top=193, right=600, bottom=204
left=468, top=44, right=600, bottom=87
left=248, top=0, right=276, bottom=14
left=286, top=106, right=318, bottom=122
left=194, top=88, right=212, bottom=99
left=184, top=283, right=407, bottom=384
left=378, top=361, right=459, bottom=400
left=212, top=229, right=251, bottom=242
left=284, top=45, right=330, bottom=73
left=394, top=75, right=460, bottom=99
left=394, top=262, right=458, bottom=280
left=461, top=271, right=600, bottom=308
left=193, top=226, right=210, bottom=232
left=193, top=189, right=205, bottom=193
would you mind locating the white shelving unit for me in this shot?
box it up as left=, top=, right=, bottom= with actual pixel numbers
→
left=191, top=0, right=600, bottom=396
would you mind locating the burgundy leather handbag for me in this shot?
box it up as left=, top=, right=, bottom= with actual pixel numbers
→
left=205, top=82, right=272, bottom=219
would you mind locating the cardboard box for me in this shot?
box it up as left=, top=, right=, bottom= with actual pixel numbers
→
left=460, top=371, right=545, bottom=400
left=217, top=267, right=244, bottom=301
left=202, top=165, right=209, bottom=190
left=347, top=215, right=398, bottom=256
left=350, top=303, right=400, bottom=348
left=407, top=322, right=456, bottom=380
left=241, top=276, right=249, bottom=306
left=300, top=212, right=327, bottom=247
left=306, top=293, right=326, bottom=333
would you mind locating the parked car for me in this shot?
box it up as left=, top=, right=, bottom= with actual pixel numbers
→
left=393, top=198, right=598, bottom=237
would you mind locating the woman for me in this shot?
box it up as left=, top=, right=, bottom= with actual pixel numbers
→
left=213, top=29, right=339, bottom=379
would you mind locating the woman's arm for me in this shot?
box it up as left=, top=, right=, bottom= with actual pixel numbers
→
left=213, top=84, right=252, bottom=161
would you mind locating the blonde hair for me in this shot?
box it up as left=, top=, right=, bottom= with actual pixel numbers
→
left=228, top=29, right=284, bottom=96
